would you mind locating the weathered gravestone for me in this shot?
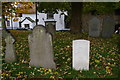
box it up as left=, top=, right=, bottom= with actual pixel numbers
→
left=45, top=20, right=56, bottom=39
left=89, top=16, right=101, bottom=37
left=28, top=25, right=56, bottom=69
left=101, top=16, right=115, bottom=38
left=72, top=40, right=90, bottom=70
left=4, top=31, right=16, bottom=63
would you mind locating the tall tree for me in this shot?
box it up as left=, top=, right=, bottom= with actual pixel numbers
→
left=2, top=2, right=34, bottom=28
left=2, top=2, right=13, bottom=28
left=70, top=2, right=83, bottom=33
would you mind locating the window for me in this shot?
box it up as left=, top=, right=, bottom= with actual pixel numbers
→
left=7, top=21, right=10, bottom=26
left=24, top=24, right=30, bottom=29
left=47, top=13, right=54, bottom=19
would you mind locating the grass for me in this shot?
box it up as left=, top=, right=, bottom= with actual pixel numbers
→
left=1, top=30, right=120, bottom=79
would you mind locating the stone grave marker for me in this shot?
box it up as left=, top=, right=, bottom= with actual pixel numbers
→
left=72, top=40, right=90, bottom=70
left=101, top=16, right=115, bottom=38
left=28, top=25, right=56, bottom=69
left=45, top=20, right=56, bottom=39
left=89, top=16, right=101, bottom=37
left=5, top=31, right=16, bottom=63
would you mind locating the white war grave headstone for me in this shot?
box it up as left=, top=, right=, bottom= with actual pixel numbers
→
left=72, top=40, right=90, bottom=70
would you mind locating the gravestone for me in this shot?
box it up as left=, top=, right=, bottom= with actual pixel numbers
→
left=89, top=16, right=101, bottom=37
left=45, top=21, right=56, bottom=39
left=101, top=16, right=115, bottom=38
left=28, top=25, right=56, bottom=69
left=72, top=40, right=90, bottom=70
left=5, top=32, right=16, bottom=63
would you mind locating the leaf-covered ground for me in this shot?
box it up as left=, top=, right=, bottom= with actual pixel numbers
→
left=1, top=30, right=120, bottom=79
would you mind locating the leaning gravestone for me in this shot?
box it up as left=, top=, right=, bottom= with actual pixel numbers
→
left=4, top=31, right=16, bottom=63
left=72, top=40, right=90, bottom=70
left=89, top=16, right=101, bottom=37
left=28, top=25, right=56, bottom=69
left=101, top=16, right=115, bottom=38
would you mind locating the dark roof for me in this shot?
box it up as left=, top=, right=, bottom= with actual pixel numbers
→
left=20, top=17, right=35, bottom=23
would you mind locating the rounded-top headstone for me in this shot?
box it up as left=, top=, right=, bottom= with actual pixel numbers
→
left=89, top=16, right=101, bottom=37
left=28, top=25, right=56, bottom=69
left=101, top=16, right=115, bottom=38
left=72, top=40, right=90, bottom=70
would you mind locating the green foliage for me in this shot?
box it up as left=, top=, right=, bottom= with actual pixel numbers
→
left=2, top=2, right=17, bottom=15
left=83, top=2, right=120, bottom=14
left=38, top=2, right=120, bottom=14
left=38, top=2, right=71, bottom=13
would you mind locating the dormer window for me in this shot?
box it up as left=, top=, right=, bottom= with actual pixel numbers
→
left=7, top=20, right=10, bottom=26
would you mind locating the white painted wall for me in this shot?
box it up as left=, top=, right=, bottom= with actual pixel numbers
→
left=6, top=17, right=20, bottom=29
left=38, top=13, right=46, bottom=26
left=54, top=14, right=65, bottom=30
left=13, top=21, right=19, bottom=29
left=5, top=11, right=69, bottom=30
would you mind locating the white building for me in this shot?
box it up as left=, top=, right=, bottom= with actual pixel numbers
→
left=5, top=11, right=70, bottom=31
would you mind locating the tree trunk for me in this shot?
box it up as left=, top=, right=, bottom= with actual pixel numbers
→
left=2, top=15, right=6, bottom=29
left=70, top=2, right=83, bottom=33
left=35, top=2, right=38, bottom=26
